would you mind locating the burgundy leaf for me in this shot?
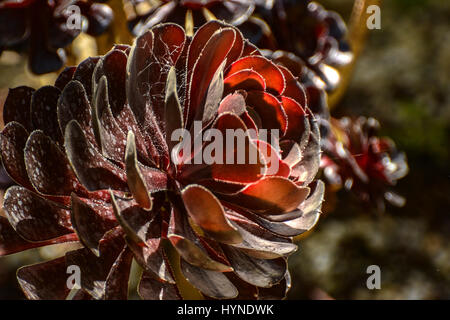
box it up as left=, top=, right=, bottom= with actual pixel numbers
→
left=226, top=56, right=285, bottom=95
left=65, top=228, right=125, bottom=299
left=186, top=27, right=236, bottom=128
left=64, top=120, right=128, bottom=191
left=181, top=184, right=242, bottom=244
left=168, top=206, right=232, bottom=272
left=224, top=69, right=266, bottom=93
left=138, top=271, right=180, bottom=300
left=93, top=49, right=128, bottom=116
left=0, top=216, right=77, bottom=256
left=180, top=258, right=238, bottom=299
left=291, top=114, right=321, bottom=185
left=226, top=211, right=297, bottom=259
left=71, top=193, right=117, bottom=255
left=222, top=176, right=310, bottom=215
left=17, top=257, right=70, bottom=300
left=258, top=272, right=291, bottom=300
left=54, top=66, right=76, bottom=91
left=246, top=91, right=287, bottom=135
left=221, top=245, right=287, bottom=288
left=30, top=86, right=63, bottom=143
left=4, top=186, right=73, bottom=242
left=0, top=121, right=32, bottom=189
left=24, top=130, right=86, bottom=196
left=57, top=80, right=96, bottom=146
left=3, top=86, right=34, bottom=131
left=72, top=57, right=100, bottom=101
left=126, top=236, right=175, bottom=283
left=105, top=246, right=133, bottom=300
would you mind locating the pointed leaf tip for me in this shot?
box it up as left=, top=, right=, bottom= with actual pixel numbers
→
left=164, top=67, right=183, bottom=153
left=125, top=131, right=152, bottom=210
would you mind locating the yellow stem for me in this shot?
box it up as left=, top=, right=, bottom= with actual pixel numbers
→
left=185, top=10, right=194, bottom=37
left=328, top=0, right=381, bottom=110
left=163, top=240, right=204, bottom=300
left=96, top=0, right=134, bottom=55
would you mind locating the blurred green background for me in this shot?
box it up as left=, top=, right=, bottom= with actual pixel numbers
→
left=288, top=0, right=450, bottom=299
left=0, top=0, right=449, bottom=299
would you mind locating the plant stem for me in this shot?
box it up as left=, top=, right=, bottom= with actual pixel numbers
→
left=328, top=0, right=381, bottom=110
left=96, top=0, right=134, bottom=54
left=163, top=239, right=204, bottom=300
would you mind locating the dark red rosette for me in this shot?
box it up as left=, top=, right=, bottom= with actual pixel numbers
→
left=122, top=0, right=352, bottom=91
left=0, top=0, right=113, bottom=74
left=321, top=117, right=408, bottom=211
left=0, top=21, right=323, bottom=299
left=244, top=0, right=353, bottom=91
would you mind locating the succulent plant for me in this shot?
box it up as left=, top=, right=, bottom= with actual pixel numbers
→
left=0, top=0, right=113, bottom=74
left=120, top=0, right=352, bottom=91
left=321, top=117, right=408, bottom=212
left=247, top=0, right=353, bottom=91
left=0, top=21, right=323, bottom=299
left=0, top=162, right=13, bottom=189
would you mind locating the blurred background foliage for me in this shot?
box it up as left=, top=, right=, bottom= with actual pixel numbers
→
left=0, top=0, right=449, bottom=299
left=288, top=0, right=450, bottom=299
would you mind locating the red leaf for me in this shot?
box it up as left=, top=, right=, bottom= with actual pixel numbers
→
left=181, top=184, right=242, bottom=244
left=71, top=194, right=117, bottom=255
left=64, top=120, right=128, bottom=192
left=4, top=186, right=73, bottom=242
left=222, top=176, right=310, bottom=215
left=281, top=95, right=308, bottom=141
left=180, top=258, right=238, bottom=299
left=0, top=217, right=77, bottom=256
left=72, top=57, right=100, bottom=101
left=24, top=130, right=87, bottom=196
left=226, top=56, right=285, bottom=95
left=246, top=91, right=287, bottom=135
left=58, top=80, right=96, bottom=146
left=17, top=257, right=70, bottom=300
left=105, top=247, right=133, bottom=300
left=186, top=27, right=236, bottom=128
left=54, top=66, right=76, bottom=91
left=3, top=86, right=34, bottom=131
left=221, top=245, right=287, bottom=288
left=0, top=122, right=33, bottom=189
left=31, top=86, right=63, bottom=143
left=224, top=69, right=266, bottom=93
left=138, top=271, right=180, bottom=300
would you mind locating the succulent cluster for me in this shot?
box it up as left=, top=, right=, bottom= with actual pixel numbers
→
left=0, top=0, right=113, bottom=74
left=123, top=0, right=352, bottom=92
left=124, top=0, right=268, bottom=36
left=0, top=0, right=410, bottom=300
left=0, top=0, right=351, bottom=85
left=0, top=21, right=323, bottom=299
left=321, top=117, right=408, bottom=211
left=252, top=0, right=353, bottom=91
